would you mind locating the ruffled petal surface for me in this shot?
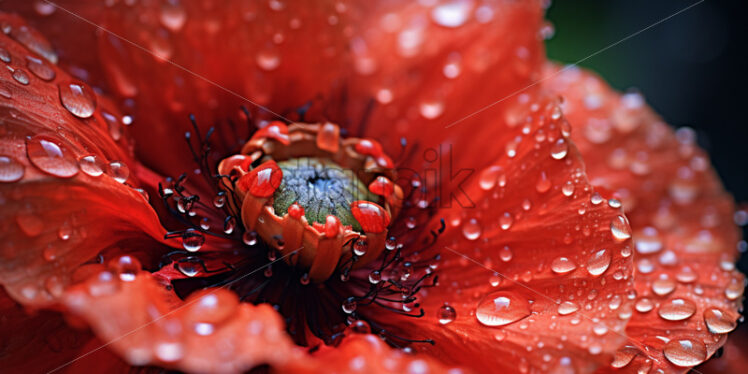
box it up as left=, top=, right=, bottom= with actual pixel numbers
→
left=543, top=64, right=743, bottom=373
left=0, top=13, right=172, bottom=307
left=356, top=95, right=637, bottom=373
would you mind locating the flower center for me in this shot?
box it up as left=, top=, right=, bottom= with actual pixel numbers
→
left=218, top=121, right=403, bottom=282
left=273, top=157, right=375, bottom=232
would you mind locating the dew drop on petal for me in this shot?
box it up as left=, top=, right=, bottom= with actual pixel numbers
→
left=703, top=307, right=737, bottom=334
left=182, top=229, right=205, bottom=252
left=476, top=291, right=530, bottom=327
left=109, top=255, right=141, bottom=282
left=438, top=303, right=456, bottom=325
left=610, top=346, right=638, bottom=368
left=0, top=155, right=24, bottom=182
left=462, top=218, right=481, bottom=240
left=177, top=259, right=200, bottom=277
left=610, top=215, right=631, bottom=241
left=657, top=298, right=696, bottom=321
left=58, top=82, right=96, bottom=118
left=663, top=338, right=706, bottom=367
left=12, top=69, right=30, bottom=85
left=550, top=138, right=568, bottom=160
left=587, top=249, right=611, bottom=276
left=256, top=49, right=280, bottom=71
left=26, top=56, right=55, bottom=81
left=108, top=161, right=129, bottom=183
left=557, top=301, right=579, bottom=315
left=26, top=136, right=79, bottom=178
left=160, top=0, right=187, bottom=31
left=551, top=257, right=577, bottom=274
left=78, top=155, right=105, bottom=177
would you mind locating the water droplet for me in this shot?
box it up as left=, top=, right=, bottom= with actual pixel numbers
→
left=499, top=212, right=513, bottom=230
left=368, top=270, right=381, bottom=284
left=12, top=69, right=30, bottom=85
left=610, top=215, right=631, bottom=241
left=725, top=280, right=743, bottom=300
left=536, top=171, right=551, bottom=193
left=160, top=0, right=187, bottom=31
left=652, top=277, right=676, bottom=296
left=635, top=298, right=654, bottom=313
left=551, top=257, right=577, bottom=274
left=587, top=249, right=611, bottom=276
left=462, top=218, right=481, bottom=240
left=550, top=138, right=568, bottom=159
left=177, top=258, right=200, bottom=277
left=213, top=193, right=226, bottom=208
left=223, top=216, right=237, bottom=234
left=663, top=338, right=706, bottom=367
left=561, top=181, right=574, bottom=197
left=475, top=291, right=531, bottom=327
left=658, top=298, right=696, bottom=321
left=353, top=239, right=368, bottom=256
left=610, top=346, right=638, bottom=368
left=385, top=237, right=397, bottom=250
left=59, top=82, right=96, bottom=118
left=438, top=304, right=456, bottom=325
left=703, top=307, right=736, bottom=334
left=479, top=165, right=503, bottom=191
left=108, top=160, right=129, bottom=183
left=26, top=56, right=55, bottom=81
left=419, top=100, right=444, bottom=119
left=635, top=227, right=662, bottom=254
left=242, top=231, right=257, bottom=246
left=608, top=199, right=622, bottom=209
left=557, top=301, right=579, bottom=315
left=342, top=297, right=357, bottom=314
left=26, top=135, right=79, bottom=178
left=489, top=273, right=501, bottom=287
left=0, top=155, right=24, bottom=182
left=0, top=47, right=9, bottom=63
left=109, top=255, right=141, bottom=282
left=256, top=49, right=280, bottom=71
left=34, top=0, right=56, bottom=16
left=182, top=229, right=205, bottom=252
left=499, top=246, right=513, bottom=262
left=431, top=0, right=472, bottom=28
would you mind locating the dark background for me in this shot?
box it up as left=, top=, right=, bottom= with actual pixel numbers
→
left=545, top=0, right=747, bottom=272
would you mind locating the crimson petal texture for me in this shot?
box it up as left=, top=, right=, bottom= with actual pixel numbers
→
left=358, top=96, right=637, bottom=373
left=543, top=64, right=744, bottom=373
left=0, top=13, right=169, bottom=307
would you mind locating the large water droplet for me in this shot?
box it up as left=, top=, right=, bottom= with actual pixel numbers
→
left=438, top=303, right=457, bottom=325
left=610, top=215, right=631, bottom=241
left=26, top=136, right=79, bottom=178
left=59, top=82, right=96, bottom=118
left=177, top=258, right=201, bottom=277
left=610, top=346, right=638, bottom=368
left=0, top=155, right=24, bottom=182
left=551, top=257, right=577, bottom=274
left=635, top=298, right=654, bottom=313
left=662, top=338, right=706, bottom=367
left=657, top=298, right=696, bottom=321
left=587, top=249, right=611, bottom=276
left=475, top=291, right=531, bottom=327
left=703, top=307, right=736, bottom=334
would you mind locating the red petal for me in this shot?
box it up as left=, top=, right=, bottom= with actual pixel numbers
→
left=0, top=21, right=171, bottom=307
left=237, top=160, right=283, bottom=197
left=361, top=96, right=636, bottom=372
left=350, top=201, right=391, bottom=233
left=543, top=64, right=743, bottom=372
left=61, top=271, right=303, bottom=373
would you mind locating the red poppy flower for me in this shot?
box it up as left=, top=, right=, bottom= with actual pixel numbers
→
left=0, top=1, right=743, bottom=374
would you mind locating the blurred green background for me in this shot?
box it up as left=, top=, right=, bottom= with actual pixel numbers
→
left=545, top=0, right=746, bottom=202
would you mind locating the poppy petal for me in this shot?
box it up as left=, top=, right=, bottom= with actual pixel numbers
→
left=544, top=64, right=744, bottom=372
left=0, top=19, right=170, bottom=307
left=359, top=96, right=636, bottom=372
